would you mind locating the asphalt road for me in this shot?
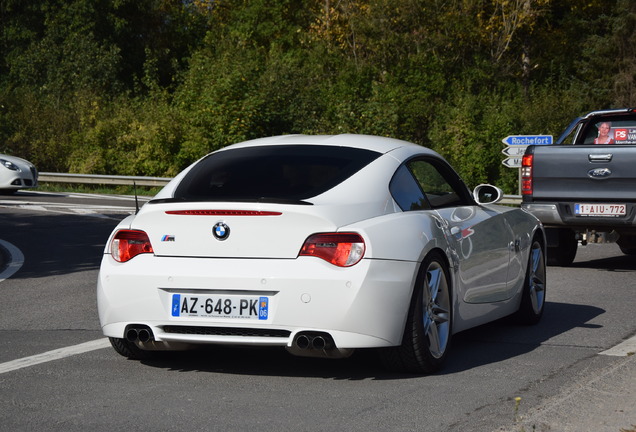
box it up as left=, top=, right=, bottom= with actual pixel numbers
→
left=0, top=191, right=635, bottom=432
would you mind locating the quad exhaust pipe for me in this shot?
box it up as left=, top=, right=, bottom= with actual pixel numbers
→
left=295, top=333, right=331, bottom=351
left=288, top=332, right=353, bottom=359
left=125, top=325, right=154, bottom=343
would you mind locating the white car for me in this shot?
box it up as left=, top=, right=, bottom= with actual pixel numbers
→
left=97, top=134, right=546, bottom=373
left=0, top=153, right=38, bottom=193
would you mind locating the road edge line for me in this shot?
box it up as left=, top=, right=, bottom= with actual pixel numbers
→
left=0, top=338, right=111, bottom=375
left=599, top=334, right=636, bottom=357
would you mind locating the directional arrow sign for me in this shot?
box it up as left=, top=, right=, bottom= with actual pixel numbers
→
left=502, top=157, right=522, bottom=168
left=502, top=135, right=553, bottom=146
left=502, top=146, right=528, bottom=157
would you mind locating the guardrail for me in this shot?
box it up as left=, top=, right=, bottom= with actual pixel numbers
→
left=38, top=172, right=522, bottom=204
left=39, top=172, right=172, bottom=187
left=501, top=195, right=522, bottom=205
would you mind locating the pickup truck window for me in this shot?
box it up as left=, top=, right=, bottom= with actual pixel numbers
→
left=580, top=117, right=636, bottom=145
left=559, top=124, right=580, bottom=145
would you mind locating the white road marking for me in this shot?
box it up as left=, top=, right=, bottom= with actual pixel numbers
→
left=599, top=335, right=636, bottom=356
left=0, top=338, right=111, bottom=375
left=0, top=239, right=24, bottom=282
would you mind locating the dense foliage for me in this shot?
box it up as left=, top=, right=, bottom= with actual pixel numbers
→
left=1, top=0, right=635, bottom=192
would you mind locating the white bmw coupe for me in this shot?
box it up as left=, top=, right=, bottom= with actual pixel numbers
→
left=97, top=134, right=546, bottom=373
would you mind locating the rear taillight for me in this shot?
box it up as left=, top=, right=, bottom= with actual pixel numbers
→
left=299, top=233, right=365, bottom=267
left=521, top=154, right=533, bottom=195
left=110, top=230, right=154, bottom=262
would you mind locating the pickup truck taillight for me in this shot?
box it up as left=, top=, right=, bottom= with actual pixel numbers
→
left=521, top=154, right=533, bottom=195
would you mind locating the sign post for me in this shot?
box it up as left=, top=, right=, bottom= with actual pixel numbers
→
left=501, top=135, right=553, bottom=146
left=502, top=157, right=523, bottom=168
left=501, top=146, right=528, bottom=157
left=501, top=135, right=553, bottom=195
left=501, top=135, right=553, bottom=167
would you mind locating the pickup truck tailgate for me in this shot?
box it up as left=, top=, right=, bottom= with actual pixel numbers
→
left=530, top=145, right=636, bottom=201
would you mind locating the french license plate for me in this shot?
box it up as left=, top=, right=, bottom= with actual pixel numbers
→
left=171, top=294, right=269, bottom=320
left=574, top=203, right=626, bottom=217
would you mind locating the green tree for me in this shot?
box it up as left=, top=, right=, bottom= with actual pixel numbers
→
left=1, top=0, right=634, bottom=189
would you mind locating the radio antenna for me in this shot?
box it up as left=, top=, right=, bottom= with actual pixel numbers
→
left=133, top=181, right=140, bottom=214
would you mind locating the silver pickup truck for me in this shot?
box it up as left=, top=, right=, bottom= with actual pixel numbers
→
left=521, top=108, right=636, bottom=266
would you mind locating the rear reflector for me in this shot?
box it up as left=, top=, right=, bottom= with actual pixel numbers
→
left=165, top=210, right=282, bottom=216
left=299, top=233, right=365, bottom=267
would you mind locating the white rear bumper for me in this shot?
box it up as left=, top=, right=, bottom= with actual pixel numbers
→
left=97, top=253, right=418, bottom=349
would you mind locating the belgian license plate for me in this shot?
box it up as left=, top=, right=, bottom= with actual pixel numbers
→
left=574, top=203, right=626, bottom=217
left=171, top=294, right=269, bottom=320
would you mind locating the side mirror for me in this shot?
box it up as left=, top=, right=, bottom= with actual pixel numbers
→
left=473, top=184, right=503, bottom=204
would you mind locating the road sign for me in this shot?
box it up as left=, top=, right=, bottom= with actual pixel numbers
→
left=502, top=157, right=522, bottom=168
left=502, top=146, right=528, bottom=157
left=502, top=135, right=553, bottom=146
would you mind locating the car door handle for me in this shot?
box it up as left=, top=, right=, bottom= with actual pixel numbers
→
left=589, top=153, right=613, bottom=162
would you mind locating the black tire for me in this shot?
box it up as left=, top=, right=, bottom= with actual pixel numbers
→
left=619, top=246, right=636, bottom=255
left=109, top=337, right=155, bottom=360
left=380, top=251, right=452, bottom=374
left=617, top=235, right=636, bottom=255
left=514, top=238, right=546, bottom=325
left=547, top=228, right=577, bottom=267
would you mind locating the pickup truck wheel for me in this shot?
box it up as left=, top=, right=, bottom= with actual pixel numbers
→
left=617, top=235, right=636, bottom=255
left=547, top=228, right=577, bottom=266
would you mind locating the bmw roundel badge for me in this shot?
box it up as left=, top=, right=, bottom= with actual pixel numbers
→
left=213, top=222, right=230, bottom=241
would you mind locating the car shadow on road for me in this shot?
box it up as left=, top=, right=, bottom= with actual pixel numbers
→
left=569, top=243, right=636, bottom=272
left=440, top=301, right=605, bottom=375
left=570, top=254, right=636, bottom=272
left=136, top=300, right=604, bottom=380
left=138, top=345, right=392, bottom=380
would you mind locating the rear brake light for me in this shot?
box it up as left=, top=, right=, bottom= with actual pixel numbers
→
left=521, top=154, right=533, bottom=195
left=165, top=210, right=282, bottom=216
left=110, top=230, right=154, bottom=262
left=299, top=233, right=365, bottom=267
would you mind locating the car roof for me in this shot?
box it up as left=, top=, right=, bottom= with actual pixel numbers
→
left=557, top=109, right=636, bottom=144
left=217, top=134, right=430, bottom=155
left=153, top=134, right=446, bottom=202
left=582, top=108, right=636, bottom=118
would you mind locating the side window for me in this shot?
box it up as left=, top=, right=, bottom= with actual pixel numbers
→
left=408, top=160, right=463, bottom=208
left=390, top=158, right=467, bottom=211
left=389, top=165, right=430, bottom=211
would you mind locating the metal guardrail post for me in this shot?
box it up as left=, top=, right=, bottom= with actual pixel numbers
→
left=502, top=195, right=522, bottom=205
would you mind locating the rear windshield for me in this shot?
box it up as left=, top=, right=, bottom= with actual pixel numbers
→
left=580, top=115, right=636, bottom=144
left=170, top=145, right=382, bottom=203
